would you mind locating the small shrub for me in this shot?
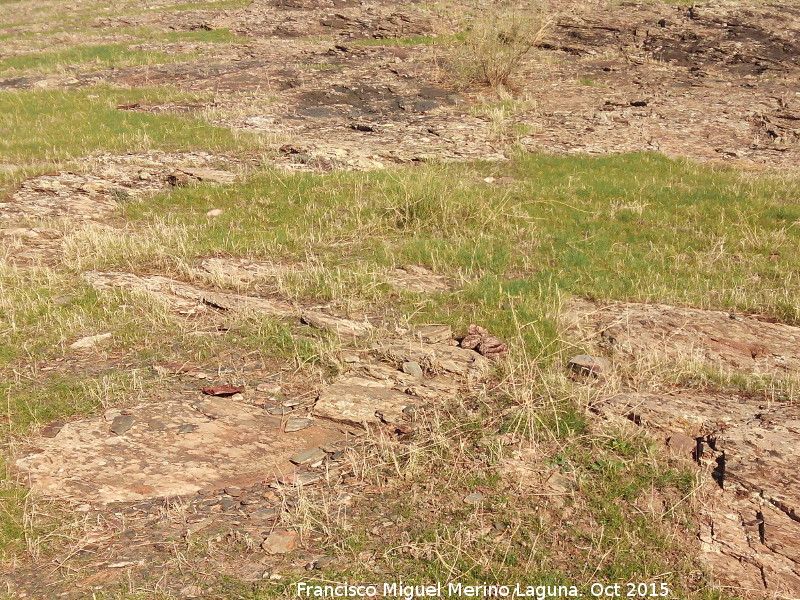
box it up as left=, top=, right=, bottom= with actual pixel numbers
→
left=448, top=1, right=550, bottom=89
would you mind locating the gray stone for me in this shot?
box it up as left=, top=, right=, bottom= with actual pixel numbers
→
left=413, top=324, right=453, bottom=344
left=110, top=415, right=135, bottom=435
left=567, top=354, right=611, bottom=376
left=290, top=447, right=326, bottom=465
left=401, top=361, right=424, bottom=378
left=70, top=333, right=112, bottom=349
left=285, top=417, right=313, bottom=433
left=464, top=493, right=485, bottom=505
left=249, top=508, right=279, bottom=521
left=219, top=497, right=239, bottom=510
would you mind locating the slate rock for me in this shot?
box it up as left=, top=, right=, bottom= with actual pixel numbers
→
left=290, top=447, right=326, bottom=465
left=567, top=354, right=611, bottom=376
left=70, top=333, right=112, bottom=349
left=666, top=432, right=698, bottom=458
left=401, top=361, right=424, bottom=377
left=413, top=324, right=453, bottom=344
left=285, top=417, right=313, bottom=433
left=110, top=415, right=135, bottom=435
left=464, top=492, right=485, bottom=505
left=262, top=530, right=298, bottom=554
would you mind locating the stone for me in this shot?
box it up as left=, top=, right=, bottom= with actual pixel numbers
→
left=40, top=422, right=64, bottom=438
left=262, top=530, right=298, bottom=554
left=219, top=497, right=239, bottom=510
left=566, top=298, right=800, bottom=375
left=290, top=447, right=326, bottom=465
left=202, top=385, right=245, bottom=397
left=413, top=324, right=453, bottom=344
left=665, top=432, right=697, bottom=458
left=594, top=389, right=800, bottom=594
left=372, top=339, right=490, bottom=377
left=83, top=271, right=295, bottom=318
left=314, top=375, right=413, bottom=426
left=567, top=354, right=611, bottom=377
left=206, top=208, right=223, bottom=217
left=401, top=361, right=423, bottom=378
left=301, top=310, right=373, bottom=338
left=285, top=417, right=313, bottom=433
left=545, top=473, right=575, bottom=495
left=256, top=382, right=281, bottom=394
left=168, top=168, right=235, bottom=187
left=390, top=266, right=453, bottom=293
left=225, top=487, right=243, bottom=497
left=69, top=333, right=112, bottom=349
left=307, top=556, right=336, bottom=570
left=464, top=493, right=485, bottom=505
left=109, top=415, right=135, bottom=435
left=459, top=324, right=508, bottom=360
left=249, top=507, right=279, bottom=520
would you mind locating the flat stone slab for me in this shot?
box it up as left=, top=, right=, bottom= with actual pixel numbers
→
left=301, top=310, right=373, bottom=338
left=566, top=298, right=800, bottom=374
left=198, top=257, right=299, bottom=285
left=84, top=271, right=296, bottom=317
left=389, top=265, right=454, bottom=293
left=372, top=338, right=489, bottom=377
left=1, top=153, right=240, bottom=223
left=596, top=390, right=800, bottom=595
left=16, top=397, right=342, bottom=503
left=315, top=375, right=417, bottom=426
left=314, top=337, right=484, bottom=426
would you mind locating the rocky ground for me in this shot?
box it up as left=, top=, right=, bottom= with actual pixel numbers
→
left=2, top=0, right=800, bottom=598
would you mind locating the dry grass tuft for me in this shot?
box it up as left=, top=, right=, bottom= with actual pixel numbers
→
left=448, top=1, right=550, bottom=90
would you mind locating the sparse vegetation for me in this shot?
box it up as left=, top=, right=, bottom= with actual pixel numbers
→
left=448, top=1, right=550, bottom=89
left=1, top=0, right=798, bottom=597
left=0, top=87, right=265, bottom=162
left=0, top=44, right=184, bottom=75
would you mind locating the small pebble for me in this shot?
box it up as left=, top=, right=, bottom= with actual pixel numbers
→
left=401, top=361, right=424, bottom=378
left=464, top=492, right=485, bottom=505
left=285, top=417, right=313, bottom=433
left=256, top=382, right=282, bottom=394
left=290, top=447, right=326, bottom=465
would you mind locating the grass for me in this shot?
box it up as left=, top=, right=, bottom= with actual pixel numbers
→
left=352, top=34, right=451, bottom=47
left=0, top=86, right=266, bottom=164
left=3, top=151, right=783, bottom=598
left=93, top=153, right=800, bottom=340
left=0, top=43, right=185, bottom=75
left=446, top=3, right=549, bottom=89
left=0, top=0, right=796, bottom=596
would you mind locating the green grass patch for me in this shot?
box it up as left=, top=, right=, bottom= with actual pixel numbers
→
left=0, top=86, right=264, bottom=163
left=160, top=28, right=249, bottom=43
left=107, top=152, right=800, bottom=363
left=0, top=43, right=183, bottom=75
